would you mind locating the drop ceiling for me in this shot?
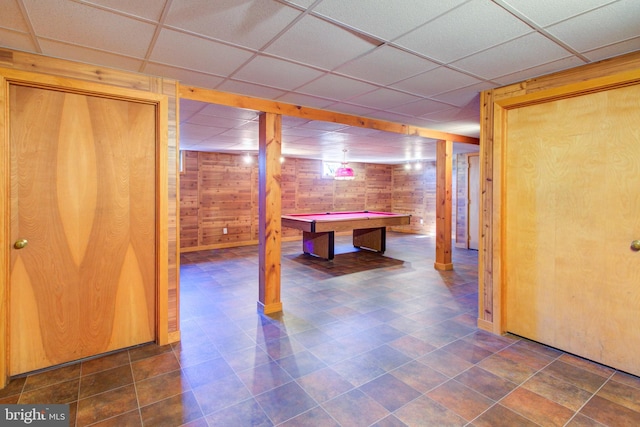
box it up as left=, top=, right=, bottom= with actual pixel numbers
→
left=1, top=0, right=639, bottom=163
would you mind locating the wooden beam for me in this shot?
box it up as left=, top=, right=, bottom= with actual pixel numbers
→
left=257, top=112, right=283, bottom=314
left=179, top=85, right=479, bottom=145
left=434, top=139, right=454, bottom=271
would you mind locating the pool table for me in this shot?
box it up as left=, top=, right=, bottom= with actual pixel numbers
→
left=281, top=210, right=411, bottom=260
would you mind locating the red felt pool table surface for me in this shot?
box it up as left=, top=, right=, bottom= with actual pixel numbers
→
left=281, top=211, right=411, bottom=259
left=281, top=211, right=410, bottom=233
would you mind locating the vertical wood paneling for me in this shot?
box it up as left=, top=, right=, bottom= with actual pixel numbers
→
left=199, top=153, right=255, bottom=245
left=365, top=164, right=392, bottom=211
left=163, top=80, right=179, bottom=339
left=179, top=152, right=461, bottom=250
left=391, top=162, right=437, bottom=235
left=281, top=158, right=299, bottom=239
left=296, top=159, right=335, bottom=212
left=179, top=151, right=199, bottom=248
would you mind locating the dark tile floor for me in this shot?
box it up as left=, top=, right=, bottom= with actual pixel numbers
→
left=2, top=232, right=640, bottom=426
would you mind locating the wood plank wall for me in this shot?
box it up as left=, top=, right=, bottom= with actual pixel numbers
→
left=0, top=48, right=180, bottom=340
left=180, top=151, right=463, bottom=251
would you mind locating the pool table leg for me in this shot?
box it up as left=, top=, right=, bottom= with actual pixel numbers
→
left=353, top=227, right=386, bottom=253
left=302, top=231, right=335, bottom=260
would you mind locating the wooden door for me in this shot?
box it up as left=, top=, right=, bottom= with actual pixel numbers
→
left=9, top=84, right=157, bottom=375
left=467, top=154, right=479, bottom=250
left=504, top=83, right=640, bottom=376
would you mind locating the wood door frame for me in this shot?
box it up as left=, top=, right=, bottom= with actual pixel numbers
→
left=466, top=153, right=479, bottom=250
left=488, top=68, right=640, bottom=334
left=0, top=68, right=169, bottom=386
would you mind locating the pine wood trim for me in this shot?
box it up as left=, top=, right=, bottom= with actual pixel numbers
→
left=179, top=85, right=479, bottom=145
left=434, top=140, right=454, bottom=271
left=0, top=75, right=8, bottom=387
left=257, top=112, right=283, bottom=314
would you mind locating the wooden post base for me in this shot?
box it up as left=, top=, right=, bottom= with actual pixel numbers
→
left=257, top=301, right=283, bottom=315
left=434, top=262, right=454, bottom=271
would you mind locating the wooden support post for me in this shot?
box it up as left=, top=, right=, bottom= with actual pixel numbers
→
left=435, top=139, right=454, bottom=271
left=257, top=112, right=283, bottom=314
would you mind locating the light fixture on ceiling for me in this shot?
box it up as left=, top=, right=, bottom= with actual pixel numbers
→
left=334, top=149, right=355, bottom=180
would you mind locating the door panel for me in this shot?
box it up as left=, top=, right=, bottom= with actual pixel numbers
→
left=10, top=85, right=156, bottom=375
left=505, top=84, right=640, bottom=376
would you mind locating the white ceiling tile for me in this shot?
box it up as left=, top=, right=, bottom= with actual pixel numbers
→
left=582, top=36, right=640, bottom=62
left=83, top=0, right=167, bottom=21
left=367, top=110, right=414, bottom=124
left=349, top=88, right=421, bottom=110
left=323, top=102, right=376, bottom=117
left=282, top=116, right=312, bottom=128
left=297, top=74, right=378, bottom=100
left=7, top=0, right=634, bottom=163
left=312, top=0, right=467, bottom=41
left=335, top=45, right=439, bottom=85
left=38, top=39, right=144, bottom=73
left=180, top=123, right=226, bottom=140
left=264, top=15, right=378, bottom=70
left=150, top=29, right=254, bottom=75
left=275, top=92, right=336, bottom=109
left=421, top=106, right=474, bottom=122
left=22, top=0, right=155, bottom=57
left=430, top=82, right=494, bottom=107
left=392, top=66, right=482, bottom=97
left=199, top=104, right=259, bottom=120
left=0, top=29, right=37, bottom=52
left=186, top=115, right=249, bottom=129
left=165, top=0, right=302, bottom=50
left=179, top=99, right=206, bottom=114
left=500, top=0, right=618, bottom=27
left=282, top=127, right=328, bottom=138
left=394, top=0, right=533, bottom=63
left=441, top=120, right=481, bottom=137
left=338, top=126, right=386, bottom=137
left=144, top=63, right=226, bottom=89
left=546, top=0, right=640, bottom=52
left=281, top=0, right=317, bottom=8
left=233, top=56, right=325, bottom=90
left=220, top=128, right=258, bottom=140
left=492, top=56, right=586, bottom=86
left=0, top=0, right=29, bottom=31
left=451, top=33, right=572, bottom=80
left=390, top=98, right=453, bottom=117
left=217, top=79, right=288, bottom=99
left=300, top=121, right=350, bottom=131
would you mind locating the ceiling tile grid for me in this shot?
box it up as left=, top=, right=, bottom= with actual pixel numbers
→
left=0, top=0, right=638, bottom=163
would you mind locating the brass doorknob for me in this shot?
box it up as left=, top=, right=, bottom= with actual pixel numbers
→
left=14, top=239, right=28, bottom=249
left=631, top=240, right=640, bottom=251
